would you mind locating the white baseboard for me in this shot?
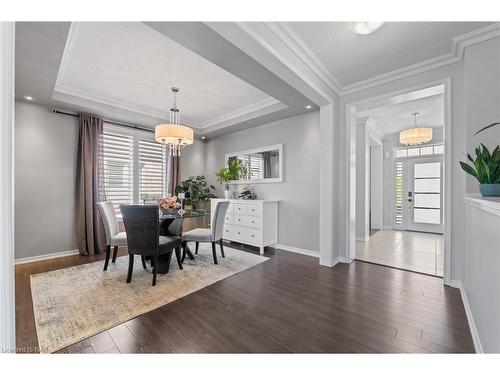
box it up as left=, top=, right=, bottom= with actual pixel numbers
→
left=276, top=244, right=319, bottom=258
left=15, top=249, right=80, bottom=265
left=448, top=279, right=483, bottom=353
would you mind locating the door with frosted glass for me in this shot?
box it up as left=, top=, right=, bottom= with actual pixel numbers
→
left=406, top=158, right=443, bottom=233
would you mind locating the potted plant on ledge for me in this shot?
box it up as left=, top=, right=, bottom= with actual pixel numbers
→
left=216, top=158, right=248, bottom=199
left=460, top=122, right=500, bottom=197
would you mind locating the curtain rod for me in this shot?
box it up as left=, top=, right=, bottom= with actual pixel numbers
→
left=51, top=109, right=155, bottom=133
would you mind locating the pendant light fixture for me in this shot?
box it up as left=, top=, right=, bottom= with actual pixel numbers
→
left=155, top=87, right=194, bottom=156
left=399, top=112, right=433, bottom=146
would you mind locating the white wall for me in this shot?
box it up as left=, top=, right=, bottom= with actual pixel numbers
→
left=15, top=101, right=79, bottom=259
left=205, top=111, right=320, bottom=252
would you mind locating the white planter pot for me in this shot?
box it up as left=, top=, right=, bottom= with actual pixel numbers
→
left=224, top=189, right=232, bottom=199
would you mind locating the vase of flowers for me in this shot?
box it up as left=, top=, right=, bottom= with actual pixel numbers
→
left=157, top=196, right=181, bottom=214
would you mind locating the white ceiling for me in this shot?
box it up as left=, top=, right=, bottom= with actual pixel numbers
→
left=288, top=22, right=492, bottom=86
left=362, top=94, right=444, bottom=136
left=15, top=21, right=492, bottom=137
left=53, top=22, right=278, bottom=129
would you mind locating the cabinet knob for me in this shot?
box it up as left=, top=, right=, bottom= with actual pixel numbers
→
left=237, top=232, right=241, bottom=235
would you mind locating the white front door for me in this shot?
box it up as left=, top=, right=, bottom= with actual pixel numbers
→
left=404, top=157, right=444, bottom=233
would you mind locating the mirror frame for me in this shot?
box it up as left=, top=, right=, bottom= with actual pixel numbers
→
left=225, top=144, right=284, bottom=184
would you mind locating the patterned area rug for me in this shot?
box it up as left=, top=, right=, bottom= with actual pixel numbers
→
left=30, top=245, right=268, bottom=353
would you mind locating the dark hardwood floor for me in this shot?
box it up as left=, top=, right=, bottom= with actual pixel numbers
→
left=15, top=216, right=475, bottom=353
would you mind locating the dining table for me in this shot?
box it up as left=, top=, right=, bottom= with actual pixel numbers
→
left=154, top=209, right=208, bottom=274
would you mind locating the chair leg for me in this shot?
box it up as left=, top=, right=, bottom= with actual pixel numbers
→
left=152, top=253, right=159, bottom=286
left=112, top=246, right=118, bottom=263
left=141, top=256, right=147, bottom=269
left=211, top=242, right=218, bottom=265
left=219, top=239, right=225, bottom=258
left=126, top=254, right=134, bottom=283
left=195, top=242, right=199, bottom=254
left=182, top=241, right=188, bottom=263
left=103, top=245, right=111, bottom=271
left=175, top=247, right=183, bottom=270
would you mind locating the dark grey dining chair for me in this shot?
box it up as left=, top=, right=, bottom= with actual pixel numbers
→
left=120, top=204, right=183, bottom=286
left=181, top=201, right=230, bottom=265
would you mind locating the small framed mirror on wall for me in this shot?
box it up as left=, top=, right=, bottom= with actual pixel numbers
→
left=225, top=144, right=283, bottom=184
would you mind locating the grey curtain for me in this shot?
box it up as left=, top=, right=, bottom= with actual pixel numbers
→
left=75, top=113, right=106, bottom=255
left=166, top=152, right=180, bottom=196
left=262, top=152, right=272, bottom=179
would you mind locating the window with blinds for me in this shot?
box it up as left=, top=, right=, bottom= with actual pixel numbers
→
left=139, top=139, right=166, bottom=203
left=102, top=129, right=134, bottom=211
left=237, top=154, right=264, bottom=180
left=102, top=125, right=168, bottom=211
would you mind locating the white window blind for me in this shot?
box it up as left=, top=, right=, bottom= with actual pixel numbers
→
left=102, top=129, right=134, bottom=211
left=139, top=139, right=166, bottom=203
left=394, top=161, right=404, bottom=227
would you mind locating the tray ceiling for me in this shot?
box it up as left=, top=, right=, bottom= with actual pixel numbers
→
left=53, top=22, right=279, bottom=129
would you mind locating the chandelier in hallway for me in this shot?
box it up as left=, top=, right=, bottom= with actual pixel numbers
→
left=155, top=87, right=194, bottom=156
left=399, top=112, right=433, bottom=146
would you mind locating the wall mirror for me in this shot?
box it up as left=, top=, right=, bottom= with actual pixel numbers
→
left=225, top=144, right=283, bottom=184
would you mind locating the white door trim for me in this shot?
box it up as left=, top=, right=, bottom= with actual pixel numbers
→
left=0, top=22, right=16, bottom=352
left=345, top=78, right=452, bottom=285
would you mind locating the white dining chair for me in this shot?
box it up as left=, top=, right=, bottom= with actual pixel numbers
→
left=181, top=201, right=230, bottom=264
left=96, top=201, right=127, bottom=271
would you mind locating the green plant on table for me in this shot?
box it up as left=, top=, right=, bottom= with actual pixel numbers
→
left=174, top=176, right=216, bottom=205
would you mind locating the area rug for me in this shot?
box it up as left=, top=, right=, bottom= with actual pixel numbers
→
left=30, top=245, right=268, bottom=353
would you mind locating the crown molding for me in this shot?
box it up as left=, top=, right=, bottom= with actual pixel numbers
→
left=263, top=22, right=500, bottom=97
left=340, top=23, right=500, bottom=95
left=266, top=22, right=343, bottom=95
left=198, top=97, right=286, bottom=133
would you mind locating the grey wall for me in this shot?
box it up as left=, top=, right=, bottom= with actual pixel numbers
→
left=180, top=139, right=206, bottom=181
left=205, top=111, right=320, bottom=252
left=462, top=36, right=500, bottom=352
left=15, top=101, right=79, bottom=259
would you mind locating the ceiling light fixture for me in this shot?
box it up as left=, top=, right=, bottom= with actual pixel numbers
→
left=24, top=96, right=34, bottom=101
left=201, top=136, right=206, bottom=140
left=155, top=87, right=194, bottom=157
left=399, top=112, right=433, bottom=146
left=305, top=105, right=312, bottom=109
left=350, top=22, right=384, bottom=35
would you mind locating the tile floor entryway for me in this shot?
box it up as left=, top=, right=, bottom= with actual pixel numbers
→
left=356, top=229, right=443, bottom=276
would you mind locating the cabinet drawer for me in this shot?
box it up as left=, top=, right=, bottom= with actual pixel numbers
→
left=233, top=204, right=246, bottom=215
left=246, top=204, right=262, bottom=216
left=233, top=214, right=246, bottom=226
left=233, top=226, right=261, bottom=245
left=224, top=214, right=233, bottom=225
left=223, top=225, right=233, bottom=240
left=243, top=215, right=260, bottom=228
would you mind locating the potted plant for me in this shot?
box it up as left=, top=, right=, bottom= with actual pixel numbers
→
left=459, top=122, right=500, bottom=197
left=460, top=144, right=500, bottom=197
left=174, top=176, right=216, bottom=210
left=216, top=158, right=248, bottom=199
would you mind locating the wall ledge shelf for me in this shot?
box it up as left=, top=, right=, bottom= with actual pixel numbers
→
left=463, top=194, right=500, bottom=217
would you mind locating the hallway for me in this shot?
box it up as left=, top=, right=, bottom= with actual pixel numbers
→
left=356, top=230, right=443, bottom=276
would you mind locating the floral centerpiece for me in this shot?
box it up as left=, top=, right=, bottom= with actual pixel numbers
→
left=157, top=196, right=181, bottom=214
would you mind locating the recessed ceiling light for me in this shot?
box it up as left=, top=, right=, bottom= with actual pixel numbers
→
left=201, top=136, right=206, bottom=140
left=350, top=22, right=384, bottom=35
left=24, top=96, right=34, bottom=101
left=305, top=105, right=312, bottom=109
